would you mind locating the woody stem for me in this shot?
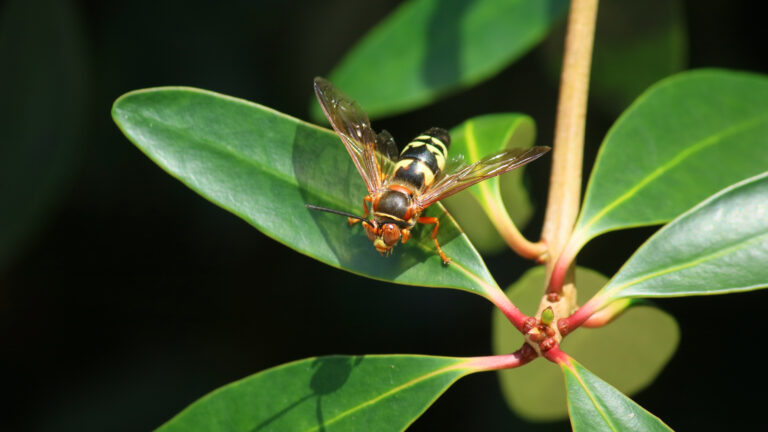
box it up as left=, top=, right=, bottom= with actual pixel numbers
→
left=540, top=0, right=599, bottom=295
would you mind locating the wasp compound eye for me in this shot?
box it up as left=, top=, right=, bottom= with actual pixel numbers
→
left=381, top=223, right=400, bottom=246
left=364, top=222, right=378, bottom=242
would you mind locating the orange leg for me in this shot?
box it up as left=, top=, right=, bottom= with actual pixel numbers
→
left=400, top=228, right=411, bottom=244
left=417, top=216, right=450, bottom=265
left=349, top=195, right=373, bottom=226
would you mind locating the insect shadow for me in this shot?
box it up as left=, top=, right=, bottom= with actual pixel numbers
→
left=251, top=356, right=365, bottom=431
left=292, top=125, right=460, bottom=280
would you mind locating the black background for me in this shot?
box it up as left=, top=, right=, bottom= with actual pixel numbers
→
left=2, top=1, right=767, bottom=430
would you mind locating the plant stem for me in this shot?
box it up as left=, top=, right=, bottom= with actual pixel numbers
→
left=581, top=298, right=632, bottom=328
left=542, top=345, right=570, bottom=365
left=485, top=283, right=531, bottom=333
left=451, top=262, right=531, bottom=331
left=557, top=294, right=606, bottom=336
left=540, top=0, right=599, bottom=295
left=485, top=197, right=547, bottom=260
left=464, top=344, right=538, bottom=371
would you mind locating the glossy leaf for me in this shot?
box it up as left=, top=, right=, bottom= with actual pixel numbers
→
left=112, top=88, right=499, bottom=296
left=441, top=192, right=507, bottom=254
left=157, top=355, right=471, bottom=432
left=312, top=0, right=569, bottom=120
left=573, top=70, right=768, bottom=249
left=443, top=114, right=537, bottom=254
left=596, top=172, right=768, bottom=302
left=0, top=0, right=87, bottom=269
left=563, top=358, right=673, bottom=432
left=493, top=266, right=678, bottom=420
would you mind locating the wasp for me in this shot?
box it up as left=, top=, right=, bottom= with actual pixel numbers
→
left=307, top=77, right=550, bottom=264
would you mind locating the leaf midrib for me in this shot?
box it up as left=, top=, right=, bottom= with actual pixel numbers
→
left=463, top=117, right=522, bottom=212
left=568, top=364, right=620, bottom=432
left=464, top=121, right=498, bottom=207
left=578, top=111, right=768, bottom=240
left=120, top=101, right=495, bottom=285
left=303, top=364, right=468, bottom=432
left=118, top=94, right=361, bottom=216
left=606, top=230, right=768, bottom=299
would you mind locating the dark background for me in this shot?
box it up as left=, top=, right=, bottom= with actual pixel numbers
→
left=2, top=1, right=767, bottom=430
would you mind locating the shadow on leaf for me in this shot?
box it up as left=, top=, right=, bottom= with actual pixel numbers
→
left=292, top=124, right=458, bottom=280
left=251, top=356, right=365, bottom=432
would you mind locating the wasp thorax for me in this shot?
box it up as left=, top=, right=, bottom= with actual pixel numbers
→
left=376, top=190, right=411, bottom=220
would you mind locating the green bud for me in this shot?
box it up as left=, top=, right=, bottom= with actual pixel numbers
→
left=541, top=307, right=554, bottom=325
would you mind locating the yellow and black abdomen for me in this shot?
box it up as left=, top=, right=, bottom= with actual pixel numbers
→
left=391, top=127, right=450, bottom=192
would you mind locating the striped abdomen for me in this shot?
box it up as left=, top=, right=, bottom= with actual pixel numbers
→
left=390, top=127, right=450, bottom=193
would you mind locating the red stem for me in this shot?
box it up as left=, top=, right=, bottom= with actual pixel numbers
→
left=557, top=295, right=605, bottom=336
left=464, top=344, right=538, bottom=371
left=542, top=344, right=570, bottom=365
left=547, top=234, right=581, bottom=294
left=581, top=298, right=632, bottom=328
left=547, top=256, right=568, bottom=294
left=486, top=285, right=531, bottom=333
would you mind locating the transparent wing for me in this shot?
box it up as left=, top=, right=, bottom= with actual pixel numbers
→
left=415, top=146, right=551, bottom=210
left=314, top=77, right=387, bottom=195
left=375, top=129, right=399, bottom=179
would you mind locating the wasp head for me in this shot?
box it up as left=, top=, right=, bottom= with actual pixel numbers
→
left=305, top=204, right=402, bottom=256
left=363, top=221, right=400, bottom=255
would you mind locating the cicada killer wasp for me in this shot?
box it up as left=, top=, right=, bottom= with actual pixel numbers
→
left=307, top=77, right=550, bottom=265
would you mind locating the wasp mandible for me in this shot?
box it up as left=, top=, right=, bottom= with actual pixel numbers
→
left=307, top=77, right=550, bottom=265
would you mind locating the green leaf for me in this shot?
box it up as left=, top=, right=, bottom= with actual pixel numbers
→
left=440, top=192, right=507, bottom=254
left=157, top=355, right=472, bottom=432
left=563, top=358, right=673, bottom=432
left=493, top=266, right=678, bottom=421
left=112, top=88, right=499, bottom=296
left=0, top=0, right=87, bottom=269
left=312, top=0, right=569, bottom=120
left=573, top=70, right=768, bottom=248
left=596, top=172, right=768, bottom=302
left=442, top=114, right=537, bottom=254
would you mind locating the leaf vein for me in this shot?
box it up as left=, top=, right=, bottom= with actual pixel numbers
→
left=580, top=111, right=768, bottom=236
left=608, top=230, right=768, bottom=298
left=302, top=364, right=467, bottom=432
left=570, top=365, right=620, bottom=432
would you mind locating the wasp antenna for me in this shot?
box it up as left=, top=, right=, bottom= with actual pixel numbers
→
left=305, top=204, right=368, bottom=223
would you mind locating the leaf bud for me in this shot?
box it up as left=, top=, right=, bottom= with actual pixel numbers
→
left=541, top=306, right=554, bottom=325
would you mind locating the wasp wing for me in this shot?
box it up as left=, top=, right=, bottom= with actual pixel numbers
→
left=414, top=146, right=551, bottom=211
left=314, top=77, right=394, bottom=195
left=375, top=129, right=399, bottom=179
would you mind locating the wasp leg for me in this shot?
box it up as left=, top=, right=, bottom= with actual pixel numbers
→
left=349, top=196, right=373, bottom=226
left=417, top=216, right=450, bottom=265
left=400, top=228, right=411, bottom=244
